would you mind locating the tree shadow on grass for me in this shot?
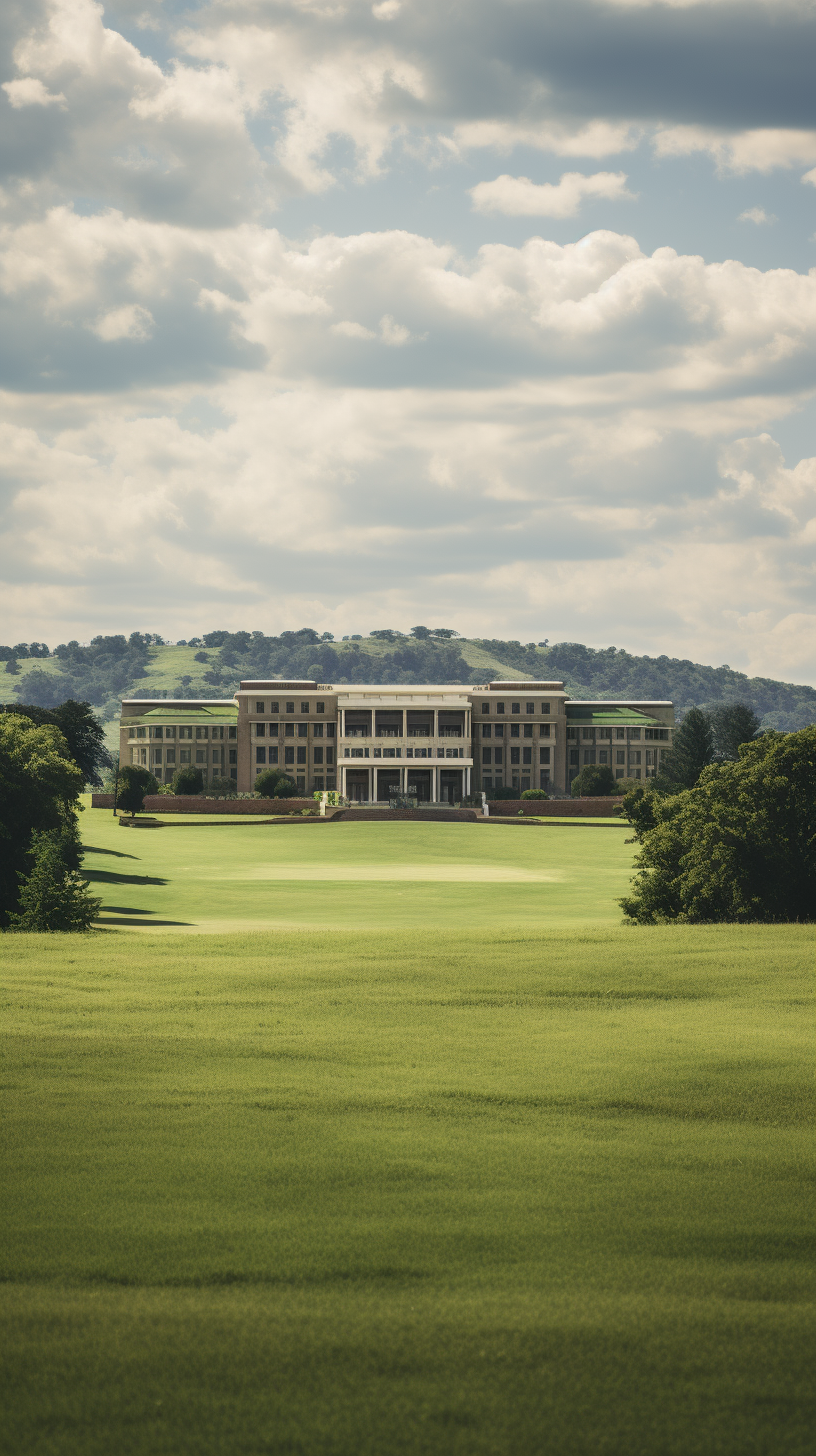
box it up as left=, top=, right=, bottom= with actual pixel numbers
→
left=84, top=845, right=139, bottom=859
left=83, top=869, right=168, bottom=886
left=95, top=915, right=193, bottom=927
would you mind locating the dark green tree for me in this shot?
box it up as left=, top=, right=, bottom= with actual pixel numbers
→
left=172, top=766, right=204, bottom=796
left=4, top=699, right=112, bottom=784
left=571, top=763, right=617, bottom=797
left=8, top=827, right=101, bottom=932
left=657, top=706, right=714, bottom=790
left=0, top=714, right=84, bottom=925
left=117, top=765, right=159, bottom=814
left=255, top=768, right=298, bottom=797
left=621, top=728, right=816, bottom=924
left=710, top=702, right=761, bottom=760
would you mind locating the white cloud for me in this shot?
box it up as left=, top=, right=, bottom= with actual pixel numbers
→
left=654, top=126, right=816, bottom=173
left=470, top=170, right=635, bottom=218
left=803, top=167, right=816, bottom=187
left=90, top=303, right=154, bottom=341
left=2, top=77, right=66, bottom=108
left=452, top=119, right=641, bottom=159
left=738, top=206, right=776, bottom=225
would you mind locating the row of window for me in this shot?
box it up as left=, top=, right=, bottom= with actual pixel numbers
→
left=255, top=747, right=335, bottom=765
left=570, top=749, right=660, bottom=767
left=482, top=774, right=551, bottom=790
left=255, top=722, right=335, bottom=738
left=130, top=725, right=236, bottom=740
left=148, top=748, right=238, bottom=766
left=481, top=747, right=550, bottom=766
left=343, top=747, right=467, bottom=759
left=480, top=723, right=550, bottom=738
left=567, top=727, right=668, bottom=742
left=252, top=700, right=325, bottom=715
left=479, top=701, right=551, bottom=715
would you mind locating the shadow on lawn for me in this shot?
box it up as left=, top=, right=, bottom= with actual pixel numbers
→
left=84, top=845, right=138, bottom=859
left=84, top=868, right=168, bottom=886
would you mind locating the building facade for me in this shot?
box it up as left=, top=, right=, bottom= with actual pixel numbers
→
left=120, top=680, right=674, bottom=800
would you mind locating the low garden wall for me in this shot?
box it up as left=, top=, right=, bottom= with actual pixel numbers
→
left=488, top=797, right=624, bottom=817
left=140, top=796, right=316, bottom=814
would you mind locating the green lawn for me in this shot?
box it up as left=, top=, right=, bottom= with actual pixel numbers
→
left=1, top=923, right=813, bottom=1455
left=80, top=806, right=634, bottom=932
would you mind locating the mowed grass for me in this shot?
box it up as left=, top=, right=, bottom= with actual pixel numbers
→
left=80, top=806, right=635, bottom=932
left=1, top=922, right=814, bottom=1456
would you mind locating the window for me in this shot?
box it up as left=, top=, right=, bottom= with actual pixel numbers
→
left=255, top=701, right=265, bottom=714
left=582, top=728, right=593, bottom=740
left=180, top=749, right=190, bottom=764
left=583, top=750, right=596, bottom=765
left=510, top=723, right=520, bottom=738
left=149, top=727, right=162, bottom=739
left=567, top=728, right=577, bottom=740
left=512, top=702, right=520, bottom=714
left=212, top=749, right=222, bottom=764
left=539, top=771, right=549, bottom=789
left=298, top=723, right=308, bottom=737
left=269, top=747, right=278, bottom=764
left=496, top=702, right=505, bottom=714
left=256, top=747, right=266, bottom=764
left=526, top=702, right=534, bottom=714
left=482, top=748, right=492, bottom=765
left=297, top=747, right=307, bottom=764
left=616, top=728, right=626, bottom=739
left=629, top=728, right=641, bottom=740
left=316, top=702, right=325, bottom=713
left=166, top=750, right=176, bottom=765
left=482, top=723, right=492, bottom=738
left=196, top=727, right=208, bottom=739
left=314, top=747, right=324, bottom=765
left=229, top=749, right=237, bottom=765
left=569, top=749, right=579, bottom=766
left=179, top=726, right=193, bottom=740
left=634, top=768, right=641, bottom=779
left=136, top=727, right=146, bottom=739
left=646, top=750, right=654, bottom=765
left=616, top=750, right=625, bottom=765
left=481, top=702, right=489, bottom=714
left=326, top=723, right=335, bottom=737
left=540, top=724, right=550, bottom=738
left=384, top=747, right=398, bottom=758
left=230, top=768, right=237, bottom=781
left=493, top=723, right=504, bottom=738
left=255, top=723, right=266, bottom=737
left=326, top=748, right=334, bottom=765
left=313, top=776, right=324, bottom=790
left=285, top=723, right=295, bottom=737
left=510, top=747, right=520, bottom=765
left=270, top=701, right=279, bottom=713
left=615, top=769, right=624, bottom=779
left=297, top=778, right=306, bottom=791
left=630, top=751, right=642, bottom=765
left=483, top=776, right=493, bottom=788
left=521, top=777, right=530, bottom=790
left=524, top=724, right=533, bottom=738
left=153, top=749, right=162, bottom=764
left=286, top=701, right=294, bottom=714
left=540, top=747, right=550, bottom=765
left=541, top=703, right=550, bottom=715
left=327, top=777, right=336, bottom=790
left=494, top=748, right=503, bottom=765
left=522, top=747, right=532, bottom=765
left=645, top=728, right=669, bottom=740
left=599, top=750, right=608, bottom=764
left=350, top=748, right=365, bottom=758
left=196, top=750, right=206, bottom=763
left=301, top=702, right=309, bottom=714
left=285, top=747, right=295, bottom=764
left=313, top=723, right=323, bottom=738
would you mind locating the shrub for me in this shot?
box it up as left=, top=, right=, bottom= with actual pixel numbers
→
left=621, top=727, right=816, bottom=924
left=520, top=788, right=549, bottom=800
left=172, top=766, right=204, bottom=796
left=8, top=827, right=101, bottom=932
left=117, top=765, right=158, bottom=814
left=490, top=786, right=519, bottom=800
left=254, top=768, right=299, bottom=798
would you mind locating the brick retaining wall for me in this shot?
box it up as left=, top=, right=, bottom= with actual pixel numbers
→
left=488, top=797, right=623, bottom=817
left=141, top=796, right=316, bottom=814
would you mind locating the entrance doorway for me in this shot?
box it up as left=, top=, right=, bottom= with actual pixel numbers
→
left=377, top=770, right=401, bottom=801
left=405, top=769, right=431, bottom=802
left=345, top=770, right=370, bottom=803
left=440, top=769, right=463, bottom=804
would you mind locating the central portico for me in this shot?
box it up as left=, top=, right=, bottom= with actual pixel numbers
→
left=337, top=687, right=473, bottom=802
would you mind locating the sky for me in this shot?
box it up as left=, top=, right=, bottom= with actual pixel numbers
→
left=1, top=0, right=816, bottom=682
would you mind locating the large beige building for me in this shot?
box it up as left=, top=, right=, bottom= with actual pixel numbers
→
left=120, top=680, right=674, bottom=800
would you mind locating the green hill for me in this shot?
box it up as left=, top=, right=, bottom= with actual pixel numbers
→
left=3, top=629, right=815, bottom=731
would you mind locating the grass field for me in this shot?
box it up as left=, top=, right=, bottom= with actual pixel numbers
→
left=80, top=806, right=634, bottom=933
left=2, top=817, right=813, bottom=1454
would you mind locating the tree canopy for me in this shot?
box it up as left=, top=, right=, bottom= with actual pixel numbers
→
left=0, top=714, right=85, bottom=925
left=621, top=728, right=816, bottom=924
left=3, top=699, right=111, bottom=785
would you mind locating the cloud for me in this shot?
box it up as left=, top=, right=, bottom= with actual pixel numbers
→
left=90, top=303, right=154, bottom=341
left=654, top=126, right=816, bottom=173
left=451, top=119, right=641, bottom=158
left=738, top=206, right=776, bottom=225
left=470, top=170, right=635, bottom=217
left=2, top=77, right=65, bottom=108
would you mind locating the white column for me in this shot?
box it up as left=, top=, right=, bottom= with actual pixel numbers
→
left=432, top=765, right=437, bottom=802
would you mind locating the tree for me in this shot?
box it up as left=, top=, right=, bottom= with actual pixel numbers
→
left=571, top=763, right=617, bottom=797
left=8, top=827, right=101, bottom=932
left=117, top=765, right=159, bottom=815
left=5, top=658, right=20, bottom=675
left=255, top=768, right=298, bottom=797
left=621, top=728, right=816, bottom=924
left=0, top=714, right=85, bottom=925
left=710, top=702, right=761, bottom=760
left=172, top=766, right=204, bottom=796
left=410, top=626, right=431, bottom=640
left=5, top=699, right=112, bottom=785
left=657, top=706, right=714, bottom=790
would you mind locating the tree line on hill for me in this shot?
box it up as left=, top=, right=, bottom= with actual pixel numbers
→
left=4, top=628, right=815, bottom=730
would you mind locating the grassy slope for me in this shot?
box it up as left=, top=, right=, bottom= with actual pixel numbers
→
left=138, top=639, right=535, bottom=687
left=2, top=922, right=813, bottom=1456
left=80, top=808, right=634, bottom=932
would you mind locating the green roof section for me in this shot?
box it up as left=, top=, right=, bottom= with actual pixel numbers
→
left=122, top=705, right=238, bottom=722
left=566, top=707, right=665, bottom=726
